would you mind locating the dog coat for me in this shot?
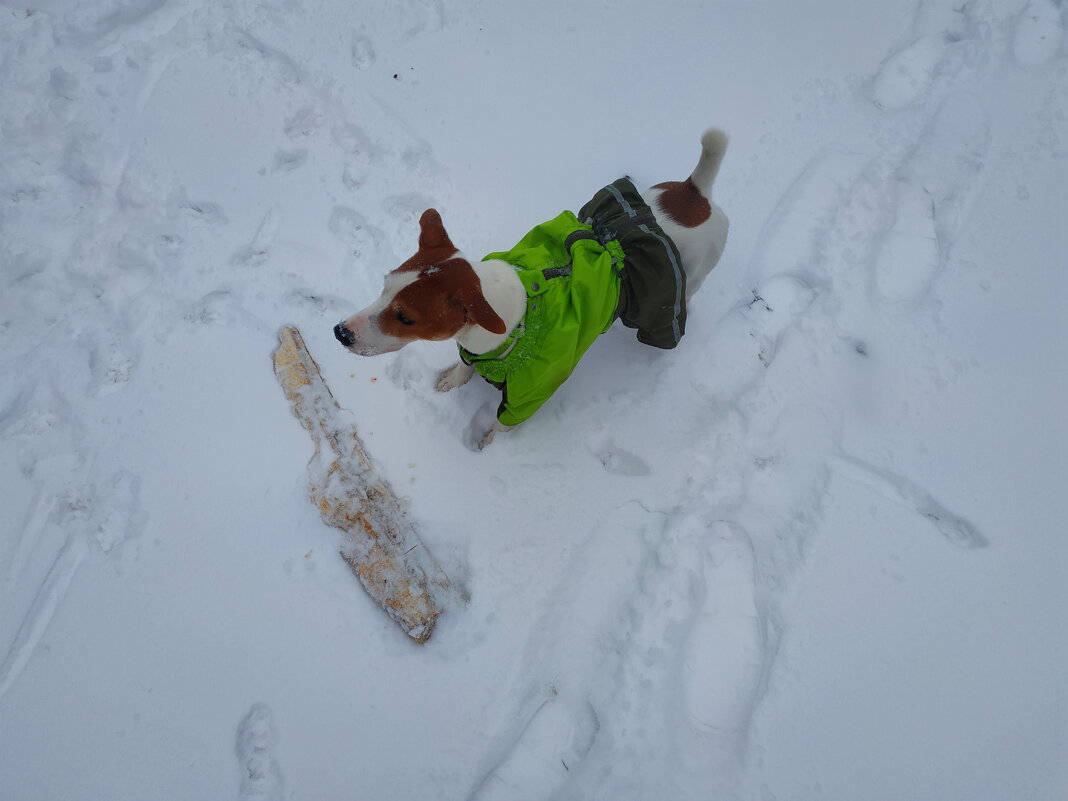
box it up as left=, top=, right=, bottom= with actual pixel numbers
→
left=459, top=178, right=686, bottom=426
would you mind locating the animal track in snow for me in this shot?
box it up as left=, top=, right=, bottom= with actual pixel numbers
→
left=402, top=0, right=446, bottom=38
left=383, top=193, right=436, bottom=250
left=86, top=327, right=137, bottom=396
left=92, top=470, right=147, bottom=553
left=328, top=205, right=381, bottom=258
left=232, top=207, right=281, bottom=267
left=185, top=289, right=269, bottom=332
left=594, top=440, right=651, bottom=476
left=1012, top=0, right=1065, bottom=66
left=333, top=123, right=374, bottom=189
left=170, top=188, right=229, bottom=226
left=283, top=106, right=322, bottom=139
left=235, top=703, right=285, bottom=801
left=351, top=34, right=376, bottom=70
left=282, top=289, right=351, bottom=318
left=271, top=148, right=308, bottom=173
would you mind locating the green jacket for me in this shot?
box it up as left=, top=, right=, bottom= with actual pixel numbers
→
left=460, top=178, right=686, bottom=426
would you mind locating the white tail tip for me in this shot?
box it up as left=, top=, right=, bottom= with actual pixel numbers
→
left=690, top=128, right=729, bottom=196
left=701, top=128, right=729, bottom=156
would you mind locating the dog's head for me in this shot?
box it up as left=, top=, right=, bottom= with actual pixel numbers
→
left=334, top=209, right=506, bottom=356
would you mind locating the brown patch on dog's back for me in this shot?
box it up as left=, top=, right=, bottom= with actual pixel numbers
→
left=653, top=179, right=711, bottom=228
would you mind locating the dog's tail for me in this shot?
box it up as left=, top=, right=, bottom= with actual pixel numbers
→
left=689, top=128, right=729, bottom=198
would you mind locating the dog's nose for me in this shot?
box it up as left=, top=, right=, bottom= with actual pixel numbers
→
left=334, top=322, right=356, bottom=347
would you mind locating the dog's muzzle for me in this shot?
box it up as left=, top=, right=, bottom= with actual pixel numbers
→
left=334, top=322, right=357, bottom=348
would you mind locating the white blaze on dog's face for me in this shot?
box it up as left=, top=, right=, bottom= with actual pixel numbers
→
left=335, top=209, right=506, bottom=356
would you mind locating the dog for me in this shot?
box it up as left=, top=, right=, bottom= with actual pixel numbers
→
left=334, top=129, right=729, bottom=449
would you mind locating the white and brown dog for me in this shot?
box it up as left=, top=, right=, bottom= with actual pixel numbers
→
left=334, top=129, right=729, bottom=448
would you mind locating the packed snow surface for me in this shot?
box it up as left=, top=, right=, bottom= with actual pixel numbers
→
left=1, top=1, right=1065, bottom=799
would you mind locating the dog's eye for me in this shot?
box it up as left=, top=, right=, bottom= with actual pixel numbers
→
left=395, top=310, right=415, bottom=326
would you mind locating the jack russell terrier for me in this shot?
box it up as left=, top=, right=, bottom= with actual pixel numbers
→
left=334, top=129, right=729, bottom=449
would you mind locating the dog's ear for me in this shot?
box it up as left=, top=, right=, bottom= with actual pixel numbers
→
left=418, top=208, right=454, bottom=252
left=455, top=284, right=507, bottom=335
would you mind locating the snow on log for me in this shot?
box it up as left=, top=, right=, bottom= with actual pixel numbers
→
left=272, top=325, right=458, bottom=642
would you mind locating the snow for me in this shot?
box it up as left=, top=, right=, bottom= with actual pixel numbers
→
left=1, top=0, right=1065, bottom=799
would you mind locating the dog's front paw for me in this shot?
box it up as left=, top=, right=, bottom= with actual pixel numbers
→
left=477, top=426, right=497, bottom=451
left=436, top=362, right=475, bottom=392
left=477, top=420, right=515, bottom=451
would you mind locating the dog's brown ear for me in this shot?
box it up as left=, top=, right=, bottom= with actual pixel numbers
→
left=456, top=284, right=507, bottom=335
left=418, top=208, right=454, bottom=251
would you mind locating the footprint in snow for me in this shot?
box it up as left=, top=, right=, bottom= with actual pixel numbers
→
left=1012, top=0, right=1066, bottom=66
left=86, top=327, right=137, bottom=397
left=685, top=274, right=815, bottom=407
left=749, top=151, right=871, bottom=284
left=742, top=274, right=817, bottom=368
left=235, top=704, right=285, bottom=801
left=469, top=696, right=599, bottom=801
left=870, top=1, right=974, bottom=111
left=874, top=94, right=989, bottom=302
left=872, top=35, right=947, bottom=111
left=463, top=504, right=654, bottom=799
left=681, top=520, right=764, bottom=772
left=874, top=179, right=940, bottom=301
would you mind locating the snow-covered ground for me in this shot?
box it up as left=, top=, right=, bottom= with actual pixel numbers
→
left=2, top=0, right=1065, bottom=798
